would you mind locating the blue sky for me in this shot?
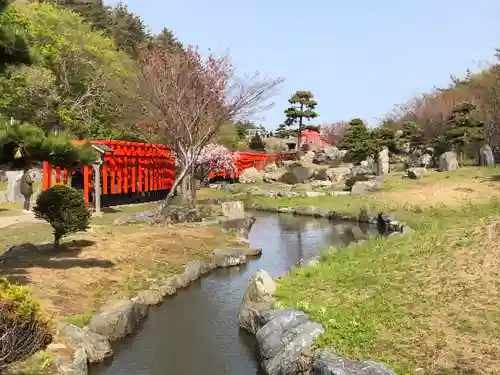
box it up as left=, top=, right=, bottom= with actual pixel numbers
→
left=105, top=0, right=499, bottom=130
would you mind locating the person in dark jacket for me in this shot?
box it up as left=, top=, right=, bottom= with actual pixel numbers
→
left=20, top=167, right=34, bottom=212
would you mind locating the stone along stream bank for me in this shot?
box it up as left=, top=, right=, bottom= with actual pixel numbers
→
left=83, top=211, right=379, bottom=375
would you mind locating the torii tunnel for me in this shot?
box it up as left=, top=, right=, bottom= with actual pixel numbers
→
left=42, top=140, right=176, bottom=212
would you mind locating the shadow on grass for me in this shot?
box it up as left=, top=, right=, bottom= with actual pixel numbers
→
left=488, top=174, right=500, bottom=182
left=101, top=207, right=120, bottom=214
left=0, top=239, right=114, bottom=285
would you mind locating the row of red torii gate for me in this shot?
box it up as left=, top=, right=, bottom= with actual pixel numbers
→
left=42, top=140, right=293, bottom=213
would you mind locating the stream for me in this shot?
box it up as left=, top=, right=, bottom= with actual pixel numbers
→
left=91, top=212, right=379, bottom=375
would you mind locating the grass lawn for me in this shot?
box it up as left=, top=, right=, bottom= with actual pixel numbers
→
left=0, top=197, right=236, bottom=323
left=255, top=167, right=500, bottom=375
left=0, top=194, right=242, bottom=375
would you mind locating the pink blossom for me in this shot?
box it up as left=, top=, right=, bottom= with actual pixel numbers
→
left=197, top=144, right=235, bottom=171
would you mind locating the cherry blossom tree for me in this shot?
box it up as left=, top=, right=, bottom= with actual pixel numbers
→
left=197, top=143, right=235, bottom=170
left=137, top=44, right=283, bottom=216
left=322, top=121, right=348, bottom=146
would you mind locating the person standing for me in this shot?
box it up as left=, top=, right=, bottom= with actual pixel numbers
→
left=20, top=167, right=34, bottom=212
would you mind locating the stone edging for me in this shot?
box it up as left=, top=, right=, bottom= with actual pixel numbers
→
left=250, top=203, right=412, bottom=235
left=54, top=247, right=261, bottom=375
left=238, top=208, right=414, bottom=375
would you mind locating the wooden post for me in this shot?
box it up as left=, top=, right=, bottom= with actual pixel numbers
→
left=92, top=163, right=102, bottom=216
left=83, top=165, right=90, bottom=207
left=55, top=166, right=61, bottom=184
left=102, top=163, right=108, bottom=195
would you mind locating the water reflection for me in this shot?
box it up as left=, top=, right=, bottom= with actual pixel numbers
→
left=91, top=212, right=379, bottom=375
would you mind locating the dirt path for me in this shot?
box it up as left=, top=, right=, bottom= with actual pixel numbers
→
left=0, top=212, right=44, bottom=228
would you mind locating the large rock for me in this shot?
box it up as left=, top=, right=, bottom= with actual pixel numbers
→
left=438, top=151, right=458, bottom=172
left=172, top=260, right=211, bottom=288
left=87, top=298, right=148, bottom=341
left=479, top=144, right=495, bottom=166
left=350, top=177, right=383, bottom=196
left=219, top=215, right=256, bottom=240
left=350, top=165, right=374, bottom=177
left=286, top=164, right=315, bottom=183
left=315, top=167, right=351, bottom=183
left=263, top=168, right=287, bottom=183
left=54, top=347, right=88, bottom=375
left=264, top=163, right=279, bottom=173
left=406, top=167, right=426, bottom=180
left=417, top=153, right=432, bottom=168
left=5, top=168, right=43, bottom=203
left=238, top=269, right=276, bottom=334
left=312, top=351, right=396, bottom=375
left=299, top=150, right=315, bottom=164
left=374, top=147, right=389, bottom=176
left=161, top=205, right=205, bottom=224
left=60, top=324, right=112, bottom=364
left=239, top=167, right=263, bottom=184
left=211, top=248, right=247, bottom=267
left=221, top=200, right=245, bottom=219
left=257, top=309, right=324, bottom=375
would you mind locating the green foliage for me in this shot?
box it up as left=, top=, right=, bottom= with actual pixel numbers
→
left=371, top=124, right=397, bottom=153
left=275, top=123, right=298, bottom=138
left=155, top=27, right=182, bottom=51
left=106, top=1, right=148, bottom=57
left=234, top=121, right=257, bottom=139
left=33, top=184, right=91, bottom=247
left=284, top=90, right=319, bottom=131
left=444, top=102, right=484, bottom=150
left=249, top=132, right=265, bottom=151
left=0, top=277, right=52, bottom=371
left=0, top=0, right=31, bottom=72
left=340, top=118, right=375, bottom=164
left=399, top=121, right=425, bottom=151
left=0, top=277, right=42, bottom=318
left=213, top=121, right=243, bottom=150
left=40, top=0, right=111, bottom=32
left=0, top=1, right=141, bottom=140
left=0, top=119, right=97, bottom=167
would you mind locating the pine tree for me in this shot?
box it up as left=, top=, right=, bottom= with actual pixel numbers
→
left=249, top=132, right=265, bottom=151
left=444, top=102, right=484, bottom=155
left=283, top=91, right=319, bottom=148
left=340, top=118, right=375, bottom=164
left=0, top=0, right=31, bottom=71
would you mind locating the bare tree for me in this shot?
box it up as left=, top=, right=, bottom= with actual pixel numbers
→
left=471, top=55, right=500, bottom=154
left=0, top=300, right=52, bottom=371
left=322, top=121, right=348, bottom=146
left=137, top=44, right=283, bottom=217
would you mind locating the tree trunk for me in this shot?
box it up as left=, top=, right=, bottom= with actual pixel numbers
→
left=296, top=104, right=304, bottom=154
left=54, top=234, right=61, bottom=250
left=189, top=163, right=197, bottom=207
left=153, top=159, right=193, bottom=223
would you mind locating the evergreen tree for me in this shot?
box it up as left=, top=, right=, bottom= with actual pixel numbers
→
left=249, top=132, right=265, bottom=151
left=40, top=0, right=110, bottom=31
left=155, top=27, right=182, bottom=51
left=106, top=1, right=149, bottom=57
left=0, top=0, right=31, bottom=71
left=340, top=118, right=375, bottom=164
left=371, top=124, right=397, bottom=153
left=283, top=91, right=319, bottom=147
left=399, top=121, right=425, bottom=152
left=444, top=102, right=484, bottom=153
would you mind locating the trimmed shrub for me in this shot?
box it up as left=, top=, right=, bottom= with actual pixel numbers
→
left=0, top=277, right=52, bottom=371
left=33, top=184, right=91, bottom=248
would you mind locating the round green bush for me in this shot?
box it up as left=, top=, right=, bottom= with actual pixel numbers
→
left=33, top=184, right=91, bottom=247
left=0, top=277, right=52, bottom=371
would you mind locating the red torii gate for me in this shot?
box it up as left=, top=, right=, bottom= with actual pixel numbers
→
left=42, top=140, right=176, bottom=213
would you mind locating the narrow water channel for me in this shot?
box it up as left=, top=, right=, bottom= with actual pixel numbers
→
left=91, top=212, right=378, bottom=375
